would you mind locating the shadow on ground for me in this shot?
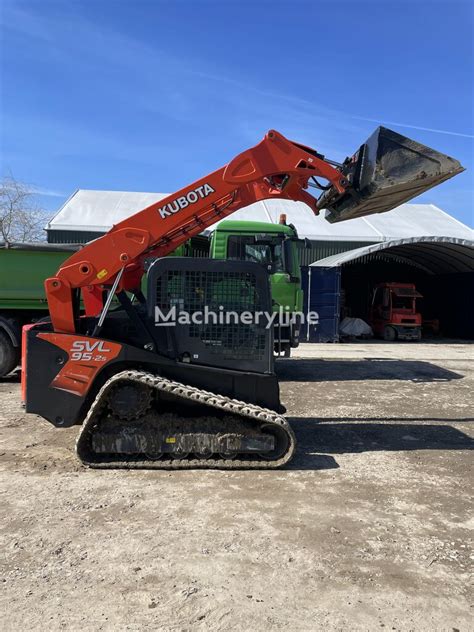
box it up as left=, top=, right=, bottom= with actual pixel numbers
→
left=291, top=419, right=474, bottom=454
left=313, top=416, right=474, bottom=424
left=0, top=369, right=21, bottom=383
left=287, top=418, right=474, bottom=470
left=3, top=359, right=464, bottom=386
left=340, top=338, right=473, bottom=346
left=277, top=359, right=464, bottom=382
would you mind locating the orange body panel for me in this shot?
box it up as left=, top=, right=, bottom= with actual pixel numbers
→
left=21, top=324, right=37, bottom=403
left=37, top=333, right=122, bottom=396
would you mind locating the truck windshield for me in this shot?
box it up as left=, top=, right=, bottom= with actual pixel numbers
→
left=227, top=235, right=286, bottom=272
left=392, top=296, right=415, bottom=310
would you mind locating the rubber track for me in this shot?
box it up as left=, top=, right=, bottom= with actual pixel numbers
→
left=76, top=370, right=296, bottom=469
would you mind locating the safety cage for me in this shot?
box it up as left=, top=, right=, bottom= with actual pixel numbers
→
left=147, top=258, right=274, bottom=373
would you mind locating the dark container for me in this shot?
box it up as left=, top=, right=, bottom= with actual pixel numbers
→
left=301, top=266, right=341, bottom=342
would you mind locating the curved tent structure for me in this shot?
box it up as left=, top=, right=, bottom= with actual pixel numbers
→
left=305, top=236, right=474, bottom=342
left=310, top=236, right=474, bottom=274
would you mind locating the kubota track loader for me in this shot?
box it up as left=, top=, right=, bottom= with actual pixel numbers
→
left=23, top=128, right=463, bottom=469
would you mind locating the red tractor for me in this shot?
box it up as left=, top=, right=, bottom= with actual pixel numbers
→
left=369, top=282, right=423, bottom=341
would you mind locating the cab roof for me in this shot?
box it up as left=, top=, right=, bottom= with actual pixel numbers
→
left=213, top=220, right=295, bottom=235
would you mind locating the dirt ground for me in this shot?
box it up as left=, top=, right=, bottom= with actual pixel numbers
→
left=1, top=341, right=473, bottom=631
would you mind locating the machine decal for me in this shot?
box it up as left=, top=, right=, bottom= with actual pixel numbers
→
left=71, top=340, right=112, bottom=361
left=37, top=333, right=122, bottom=396
left=157, top=183, right=215, bottom=219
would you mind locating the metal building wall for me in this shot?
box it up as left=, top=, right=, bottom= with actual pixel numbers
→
left=47, top=230, right=104, bottom=244
left=47, top=226, right=376, bottom=266
left=296, top=240, right=375, bottom=266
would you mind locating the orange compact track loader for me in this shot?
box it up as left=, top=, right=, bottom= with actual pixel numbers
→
left=23, top=128, right=463, bottom=469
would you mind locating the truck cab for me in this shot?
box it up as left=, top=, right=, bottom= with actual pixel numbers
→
left=209, top=219, right=303, bottom=356
left=369, top=282, right=423, bottom=341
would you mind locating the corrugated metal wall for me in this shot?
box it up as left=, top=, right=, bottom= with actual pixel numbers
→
left=296, top=240, right=376, bottom=266
left=47, top=230, right=105, bottom=244
left=47, top=231, right=210, bottom=257
left=47, top=229, right=378, bottom=268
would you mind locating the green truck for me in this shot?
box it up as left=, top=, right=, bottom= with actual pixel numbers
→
left=208, top=219, right=303, bottom=356
left=0, top=222, right=302, bottom=376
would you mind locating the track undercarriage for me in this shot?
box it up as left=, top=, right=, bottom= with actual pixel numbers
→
left=76, top=370, right=296, bottom=469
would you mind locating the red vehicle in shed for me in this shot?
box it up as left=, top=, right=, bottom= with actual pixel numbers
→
left=370, top=282, right=423, bottom=341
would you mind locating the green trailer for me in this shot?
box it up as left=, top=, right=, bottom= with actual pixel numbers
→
left=0, top=242, right=78, bottom=376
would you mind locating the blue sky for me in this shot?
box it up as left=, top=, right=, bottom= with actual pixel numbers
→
left=1, top=0, right=473, bottom=227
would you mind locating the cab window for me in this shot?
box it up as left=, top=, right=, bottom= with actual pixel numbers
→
left=227, top=236, right=285, bottom=272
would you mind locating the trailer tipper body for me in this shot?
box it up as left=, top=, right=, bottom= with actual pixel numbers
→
left=0, top=242, right=78, bottom=376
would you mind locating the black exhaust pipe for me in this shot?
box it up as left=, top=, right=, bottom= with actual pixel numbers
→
left=319, top=126, right=465, bottom=223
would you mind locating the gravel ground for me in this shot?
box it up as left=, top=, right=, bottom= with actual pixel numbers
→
left=1, top=341, right=473, bottom=631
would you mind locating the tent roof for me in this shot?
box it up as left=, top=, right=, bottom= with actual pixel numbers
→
left=47, top=190, right=168, bottom=232
left=310, top=236, right=474, bottom=274
left=46, top=189, right=473, bottom=242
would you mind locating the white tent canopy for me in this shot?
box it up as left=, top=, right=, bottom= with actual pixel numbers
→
left=46, top=189, right=473, bottom=242
left=310, top=236, right=474, bottom=274
left=47, top=190, right=168, bottom=233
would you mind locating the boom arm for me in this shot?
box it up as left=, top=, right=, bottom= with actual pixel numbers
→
left=46, top=130, right=347, bottom=333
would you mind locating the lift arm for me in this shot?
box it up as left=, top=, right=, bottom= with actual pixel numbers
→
left=46, top=130, right=348, bottom=333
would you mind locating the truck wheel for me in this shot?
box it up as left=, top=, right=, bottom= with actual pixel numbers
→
left=290, top=334, right=300, bottom=348
left=383, top=326, right=397, bottom=342
left=0, top=330, right=19, bottom=377
left=290, top=325, right=301, bottom=348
